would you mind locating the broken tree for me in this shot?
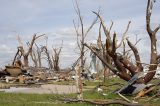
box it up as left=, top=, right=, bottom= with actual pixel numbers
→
left=73, top=0, right=98, bottom=99
left=85, top=0, right=160, bottom=84
left=41, top=46, right=53, bottom=69
left=73, top=0, right=98, bottom=69
left=30, top=43, right=42, bottom=68
left=17, top=34, right=44, bottom=67
left=52, top=42, right=63, bottom=72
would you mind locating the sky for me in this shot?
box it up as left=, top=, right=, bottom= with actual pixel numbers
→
left=0, top=0, right=160, bottom=68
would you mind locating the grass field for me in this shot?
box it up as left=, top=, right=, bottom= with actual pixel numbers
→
left=0, top=78, right=159, bottom=106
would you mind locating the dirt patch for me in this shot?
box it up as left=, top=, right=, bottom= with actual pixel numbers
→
left=0, top=84, right=77, bottom=94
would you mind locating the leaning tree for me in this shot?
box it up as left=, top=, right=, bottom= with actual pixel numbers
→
left=85, top=0, right=160, bottom=84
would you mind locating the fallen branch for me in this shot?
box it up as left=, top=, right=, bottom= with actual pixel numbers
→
left=117, top=92, right=132, bottom=103
left=61, top=98, right=142, bottom=106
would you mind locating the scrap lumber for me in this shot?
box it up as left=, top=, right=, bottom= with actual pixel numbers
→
left=116, top=72, right=144, bottom=103
left=135, top=82, right=160, bottom=99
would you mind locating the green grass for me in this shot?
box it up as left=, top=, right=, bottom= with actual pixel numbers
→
left=0, top=92, right=89, bottom=106
left=0, top=77, right=159, bottom=106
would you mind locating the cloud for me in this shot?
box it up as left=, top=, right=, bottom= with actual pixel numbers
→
left=0, top=44, right=13, bottom=53
left=55, top=27, right=76, bottom=36
left=0, top=0, right=159, bottom=68
left=0, top=44, right=15, bottom=67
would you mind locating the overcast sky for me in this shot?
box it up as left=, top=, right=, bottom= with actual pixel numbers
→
left=0, top=0, right=160, bottom=68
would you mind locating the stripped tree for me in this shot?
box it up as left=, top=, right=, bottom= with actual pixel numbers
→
left=41, top=46, right=53, bottom=69
left=17, top=34, right=44, bottom=67
left=30, top=43, right=42, bottom=68
left=40, top=36, right=54, bottom=69
left=96, top=21, right=114, bottom=81
left=73, top=0, right=99, bottom=100
left=85, top=0, right=160, bottom=84
left=52, top=42, right=63, bottom=72
left=73, top=0, right=98, bottom=69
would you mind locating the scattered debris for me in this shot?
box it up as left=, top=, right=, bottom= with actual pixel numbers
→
left=135, top=82, right=160, bottom=100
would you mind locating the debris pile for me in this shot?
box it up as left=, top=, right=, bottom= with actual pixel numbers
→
left=0, top=66, right=76, bottom=84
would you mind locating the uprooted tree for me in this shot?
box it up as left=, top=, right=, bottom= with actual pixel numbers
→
left=85, top=0, right=160, bottom=84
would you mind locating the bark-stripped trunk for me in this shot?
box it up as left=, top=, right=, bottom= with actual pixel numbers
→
left=23, top=55, right=29, bottom=67
left=84, top=0, right=159, bottom=84
left=30, top=44, right=42, bottom=68
left=52, top=44, right=62, bottom=72
left=52, top=51, right=60, bottom=71
left=75, top=64, right=83, bottom=100
left=143, top=0, right=159, bottom=83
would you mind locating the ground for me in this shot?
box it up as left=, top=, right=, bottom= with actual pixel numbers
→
left=0, top=77, right=160, bottom=106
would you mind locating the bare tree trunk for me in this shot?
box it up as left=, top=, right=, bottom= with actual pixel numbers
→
left=12, top=47, right=21, bottom=66
left=52, top=46, right=62, bottom=72
left=42, top=46, right=53, bottom=69
left=23, top=55, right=29, bottom=67
left=143, top=0, right=160, bottom=83
left=37, top=48, right=42, bottom=67
left=73, top=1, right=98, bottom=100
left=75, top=64, right=83, bottom=100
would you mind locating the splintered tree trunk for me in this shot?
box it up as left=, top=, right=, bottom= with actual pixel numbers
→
left=83, top=0, right=160, bottom=84
left=47, top=52, right=53, bottom=69
left=38, top=52, right=42, bottom=67
left=80, top=50, right=85, bottom=68
left=17, top=34, right=44, bottom=68
left=23, top=55, right=29, bottom=67
left=103, top=54, right=112, bottom=82
left=75, top=64, right=83, bottom=100
left=30, top=50, right=38, bottom=67
left=52, top=46, right=62, bottom=72
left=30, top=44, right=42, bottom=68
left=42, top=46, right=54, bottom=69
left=53, top=58, right=60, bottom=72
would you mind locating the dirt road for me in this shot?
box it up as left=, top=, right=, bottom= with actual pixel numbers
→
left=0, top=84, right=77, bottom=94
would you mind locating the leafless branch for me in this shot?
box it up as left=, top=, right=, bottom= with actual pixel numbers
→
left=116, top=21, right=131, bottom=48
left=109, top=21, right=114, bottom=35
left=93, top=11, right=111, bottom=43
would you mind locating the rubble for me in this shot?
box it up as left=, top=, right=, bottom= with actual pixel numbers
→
left=5, top=66, right=22, bottom=77
left=0, top=65, right=76, bottom=85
